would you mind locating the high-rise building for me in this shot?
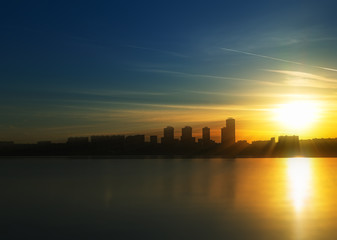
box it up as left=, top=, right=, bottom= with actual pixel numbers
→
left=181, top=126, right=195, bottom=144
left=181, top=126, right=192, bottom=139
left=226, top=118, right=235, bottom=145
left=221, top=118, right=235, bottom=146
left=202, top=127, right=210, bottom=142
left=221, top=127, right=228, bottom=144
left=164, top=126, right=174, bottom=140
left=161, top=126, right=174, bottom=144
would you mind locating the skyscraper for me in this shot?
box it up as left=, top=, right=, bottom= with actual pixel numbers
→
left=181, top=126, right=195, bottom=144
left=202, top=127, right=210, bottom=142
left=221, top=127, right=227, bottom=145
left=226, top=118, right=235, bottom=145
left=161, top=126, right=174, bottom=144
left=221, top=118, right=235, bottom=146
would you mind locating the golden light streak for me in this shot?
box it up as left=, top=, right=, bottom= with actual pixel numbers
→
left=287, top=158, right=312, bottom=213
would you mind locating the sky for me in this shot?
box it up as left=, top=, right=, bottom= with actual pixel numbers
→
left=1, top=0, right=337, bottom=143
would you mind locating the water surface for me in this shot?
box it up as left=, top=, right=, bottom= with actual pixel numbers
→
left=1, top=157, right=337, bottom=239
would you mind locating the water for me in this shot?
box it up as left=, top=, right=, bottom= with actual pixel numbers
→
left=1, top=157, right=337, bottom=240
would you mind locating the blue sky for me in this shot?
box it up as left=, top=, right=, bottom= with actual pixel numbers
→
left=1, top=0, right=337, bottom=142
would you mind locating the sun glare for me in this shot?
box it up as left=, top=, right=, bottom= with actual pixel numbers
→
left=274, top=100, right=320, bottom=130
left=287, top=158, right=312, bottom=213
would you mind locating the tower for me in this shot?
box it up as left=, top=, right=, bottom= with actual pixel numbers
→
left=226, top=118, right=235, bottom=145
left=161, top=126, right=174, bottom=144
left=221, top=118, right=235, bottom=146
left=181, top=126, right=195, bottom=144
left=202, top=127, right=210, bottom=142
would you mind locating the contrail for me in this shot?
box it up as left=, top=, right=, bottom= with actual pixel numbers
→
left=315, top=66, right=337, bottom=72
left=221, top=47, right=303, bottom=65
left=221, top=47, right=337, bottom=72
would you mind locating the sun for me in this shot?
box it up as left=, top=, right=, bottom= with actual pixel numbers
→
left=274, top=100, right=320, bottom=130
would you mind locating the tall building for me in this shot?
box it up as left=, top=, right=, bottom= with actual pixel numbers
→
left=226, top=118, right=235, bottom=145
left=181, top=126, right=195, bottom=144
left=181, top=126, right=192, bottom=140
left=221, top=127, right=227, bottom=145
left=221, top=118, right=235, bottom=146
left=202, top=127, right=210, bottom=142
left=164, top=126, right=174, bottom=140
left=161, top=126, right=174, bottom=144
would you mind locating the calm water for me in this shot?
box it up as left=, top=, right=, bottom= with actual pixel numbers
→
left=1, top=157, right=337, bottom=240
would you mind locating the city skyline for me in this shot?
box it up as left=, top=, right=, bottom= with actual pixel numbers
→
left=2, top=1, right=337, bottom=143
left=0, top=117, right=334, bottom=145
left=3, top=2, right=337, bottom=240
left=3, top=115, right=337, bottom=157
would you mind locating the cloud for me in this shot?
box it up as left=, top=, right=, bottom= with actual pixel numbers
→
left=221, top=47, right=337, bottom=73
left=266, top=69, right=337, bottom=89
left=266, top=70, right=337, bottom=83
left=221, top=47, right=303, bottom=65
left=315, top=66, right=337, bottom=72
left=141, top=69, right=280, bottom=86
left=185, top=90, right=336, bottom=100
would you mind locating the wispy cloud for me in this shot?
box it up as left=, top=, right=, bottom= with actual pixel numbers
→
left=266, top=69, right=337, bottom=89
left=315, top=66, right=337, bottom=72
left=60, top=99, right=270, bottom=112
left=221, top=47, right=303, bottom=65
left=185, top=90, right=336, bottom=100
left=221, top=47, right=337, bottom=73
left=142, top=69, right=280, bottom=86
left=125, top=102, right=269, bottom=111
left=266, top=70, right=337, bottom=83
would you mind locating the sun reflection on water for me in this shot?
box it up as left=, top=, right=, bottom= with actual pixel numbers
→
left=287, top=158, right=312, bottom=213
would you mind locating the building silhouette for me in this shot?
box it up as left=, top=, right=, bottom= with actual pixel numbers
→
left=274, top=135, right=300, bottom=156
left=161, top=126, right=174, bottom=144
left=252, top=137, right=275, bottom=147
left=6, top=117, right=332, bottom=157
left=37, top=141, right=52, bottom=146
left=202, top=127, right=210, bottom=142
left=221, top=118, right=235, bottom=146
left=91, top=135, right=125, bottom=144
left=226, top=118, right=235, bottom=144
left=278, top=135, right=299, bottom=143
left=0, top=141, right=14, bottom=147
left=150, top=135, right=158, bottom=144
left=125, top=135, right=145, bottom=145
left=181, top=126, right=195, bottom=144
left=90, top=135, right=125, bottom=154
left=67, top=137, right=89, bottom=145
